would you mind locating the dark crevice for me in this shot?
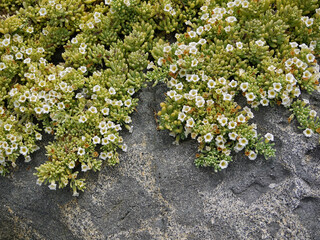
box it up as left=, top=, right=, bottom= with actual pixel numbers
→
left=51, top=45, right=65, bottom=65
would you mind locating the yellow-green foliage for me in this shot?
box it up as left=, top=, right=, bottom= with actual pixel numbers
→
left=0, top=0, right=319, bottom=195
left=148, top=0, right=320, bottom=170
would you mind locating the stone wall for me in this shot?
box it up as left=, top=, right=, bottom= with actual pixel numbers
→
left=0, top=83, right=319, bottom=240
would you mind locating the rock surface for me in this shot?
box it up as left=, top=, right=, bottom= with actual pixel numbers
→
left=1, top=83, right=320, bottom=240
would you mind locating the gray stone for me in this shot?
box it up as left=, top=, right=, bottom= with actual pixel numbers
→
left=0, top=83, right=320, bottom=240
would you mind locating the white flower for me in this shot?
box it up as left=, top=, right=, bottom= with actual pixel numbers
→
left=101, top=107, right=109, bottom=116
left=108, top=134, right=117, bottom=142
left=42, top=104, right=50, bottom=113
left=87, top=22, right=94, bottom=29
left=226, top=44, right=234, bottom=52
left=49, top=182, right=57, bottom=190
left=157, top=57, right=164, bottom=66
left=15, top=52, right=23, bottom=59
left=88, top=106, right=97, bottom=113
left=260, top=98, right=269, bottom=106
left=56, top=4, right=62, bottom=10
left=306, top=53, right=315, bottom=63
left=248, top=151, right=257, bottom=160
left=227, top=2, right=235, bottom=8
left=186, top=118, right=195, bottom=128
left=123, top=0, right=130, bottom=6
left=246, top=92, right=256, bottom=101
left=219, top=160, right=228, bottom=169
left=78, top=147, right=85, bottom=156
left=37, top=47, right=45, bottom=53
left=236, top=42, right=243, bottom=49
left=109, top=87, right=116, bottom=95
left=164, top=4, right=172, bottom=12
left=182, top=105, right=191, bottom=113
left=121, top=144, right=128, bottom=152
left=191, top=74, right=200, bottom=82
left=93, top=85, right=101, bottom=92
left=115, top=124, right=122, bottom=132
left=39, top=8, right=47, bottom=16
left=242, top=0, right=249, bottom=8
left=23, top=58, right=31, bottom=64
left=305, top=18, right=313, bottom=27
left=302, top=70, right=312, bottom=79
left=281, top=96, right=291, bottom=107
left=123, top=99, right=131, bottom=107
left=20, top=146, right=28, bottom=155
left=71, top=38, right=78, bottom=44
left=163, top=46, right=171, bottom=53
left=178, top=112, right=186, bottom=122
left=105, top=0, right=112, bottom=4
left=303, top=128, right=313, bottom=137
left=218, top=77, right=226, bottom=85
left=303, top=99, right=310, bottom=105
left=79, top=48, right=86, bottom=54
left=147, top=61, right=155, bottom=69
left=26, top=27, right=34, bottom=33
left=207, top=79, right=216, bottom=89
left=79, top=116, right=87, bottom=123
left=0, top=62, right=6, bottom=71
left=188, top=89, right=198, bottom=99
left=240, top=82, right=248, bottom=91
left=100, top=152, right=107, bottom=160
left=218, top=117, right=228, bottom=126
left=265, top=133, right=274, bottom=141
left=196, top=26, right=204, bottom=35
left=22, top=51, right=30, bottom=59
left=57, top=102, right=64, bottom=110
left=273, top=83, right=282, bottom=92
left=170, top=64, right=178, bottom=73
left=188, top=31, right=197, bottom=38
left=196, top=98, right=205, bottom=107
left=255, top=40, right=265, bottom=46
left=268, top=89, right=276, bottom=99
left=189, top=47, right=198, bottom=55
left=4, top=124, right=12, bottom=131
left=191, top=59, right=198, bottom=67
left=68, top=161, right=75, bottom=169
left=2, top=38, right=10, bottom=46
left=44, top=126, right=52, bottom=134
left=79, top=66, right=87, bottom=73
left=198, top=39, right=207, bottom=45
left=228, top=121, right=237, bottom=129
left=34, top=107, right=43, bottom=114
left=204, top=133, right=213, bottom=142
left=238, top=137, right=248, bottom=146
left=92, top=136, right=101, bottom=144
left=81, top=164, right=89, bottom=172
left=309, top=110, right=317, bottom=118
left=200, top=6, right=208, bottom=11
left=223, top=93, right=232, bottom=101
left=237, top=114, right=246, bottom=123
left=226, top=16, right=237, bottom=23
left=228, top=132, right=238, bottom=140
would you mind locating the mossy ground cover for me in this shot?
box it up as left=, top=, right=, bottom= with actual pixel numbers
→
left=0, top=0, right=319, bottom=195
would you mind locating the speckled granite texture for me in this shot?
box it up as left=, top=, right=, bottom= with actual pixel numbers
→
left=1, top=83, right=320, bottom=240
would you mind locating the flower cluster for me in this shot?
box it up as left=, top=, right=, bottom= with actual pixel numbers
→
left=0, top=0, right=209, bottom=195
left=148, top=0, right=320, bottom=171
left=1, top=0, right=319, bottom=195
